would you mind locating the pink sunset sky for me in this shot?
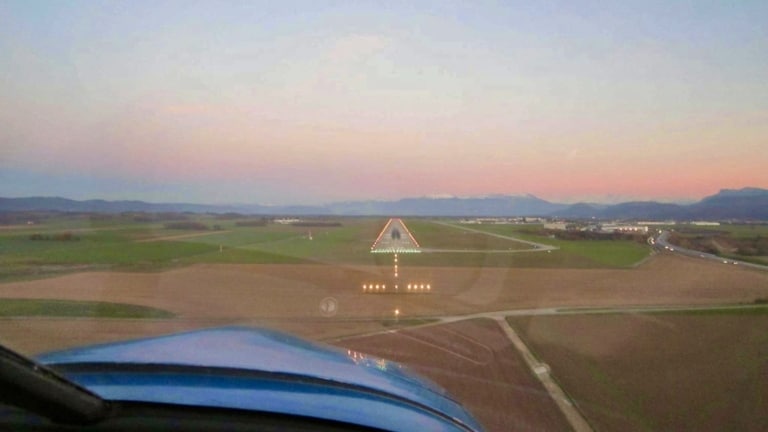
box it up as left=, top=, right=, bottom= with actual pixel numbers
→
left=2, top=1, right=766, bottom=205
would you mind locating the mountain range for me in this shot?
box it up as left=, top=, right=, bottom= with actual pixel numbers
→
left=1, top=188, right=766, bottom=220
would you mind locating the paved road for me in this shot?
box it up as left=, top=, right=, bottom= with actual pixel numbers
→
left=415, top=302, right=768, bottom=326
left=431, top=221, right=559, bottom=252
left=330, top=301, right=766, bottom=432
left=655, top=230, right=768, bottom=271
left=135, top=230, right=231, bottom=243
left=495, top=317, right=593, bottom=432
left=420, top=248, right=557, bottom=253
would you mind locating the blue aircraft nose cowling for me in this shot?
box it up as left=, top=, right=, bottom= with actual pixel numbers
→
left=38, top=327, right=485, bottom=432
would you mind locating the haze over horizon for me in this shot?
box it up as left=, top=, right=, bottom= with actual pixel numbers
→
left=2, top=1, right=766, bottom=206
left=2, top=187, right=764, bottom=208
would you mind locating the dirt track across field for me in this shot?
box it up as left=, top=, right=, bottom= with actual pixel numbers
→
left=335, top=319, right=572, bottom=432
left=0, top=252, right=766, bottom=355
left=508, top=313, right=768, bottom=432
left=0, top=317, right=396, bottom=355
left=135, top=230, right=230, bottom=242
left=1, top=253, right=767, bottom=430
left=0, top=254, right=765, bottom=324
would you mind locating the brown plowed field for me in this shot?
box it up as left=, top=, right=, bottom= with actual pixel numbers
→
left=0, top=253, right=767, bottom=430
left=508, top=313, right=768, bottom=432
left=0, top=317, right=399, bottom=355
left=0, top=254, right=765, bottom=322
left=335, top=319, right=572, bottom=432
left=0, top=254, right=766, bottom=354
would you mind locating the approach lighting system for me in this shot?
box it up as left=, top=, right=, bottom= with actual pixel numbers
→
left=363, top=281, right=432, bottom=294
left=363, top=235, right=430, bottom=294
left=370, top=219, right=421, bottom=254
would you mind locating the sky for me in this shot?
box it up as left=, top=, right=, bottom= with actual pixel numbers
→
left=1, top=0, right=767, bottom=205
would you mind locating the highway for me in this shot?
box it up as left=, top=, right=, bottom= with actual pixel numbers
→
left=655, top=230, right=768, bottom=271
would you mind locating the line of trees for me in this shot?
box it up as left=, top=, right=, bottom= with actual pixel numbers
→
left=235, top=218, right=269, bottom=227
left=527, top=228, right=648, bottom=243
left=669, top=233, right=768, bottom=256
left=164, top=222, right=209, bottom=230
left=291, top=221, right=342, bottom=227
left=29, top=232, right=80, bottom=241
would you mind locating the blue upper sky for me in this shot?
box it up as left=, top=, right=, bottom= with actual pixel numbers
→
left=2, top=1, right=766, bottom=204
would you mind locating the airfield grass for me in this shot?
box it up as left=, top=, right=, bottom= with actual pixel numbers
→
left=450, top=222, right=650, bottom=267
left=404, top=219, right=535, bottom=250
left=0, top=298, right=174, bottom=318
left=508, top=309, right=768, bottom=432
left=228, top=220, right=383, bottom=264
left=0, top=216, right=655, bottom=282
left=377, top=248, right=603, bottom=269
left=0, top=220, right=316, bottom=281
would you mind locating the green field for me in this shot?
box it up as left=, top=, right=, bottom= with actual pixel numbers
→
left=404, top=219, right=535, bottom=250
left=0, top=217, right=347, bottom=281
left=0, top=215, right=655, bottom=281
left=440, top=222, right=651, bottom=267
left=0, top=298, right=174, bottom=318
left=210, top=219, right=384, bottom=264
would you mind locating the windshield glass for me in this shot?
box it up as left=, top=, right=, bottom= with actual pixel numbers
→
left=1, top=2, right=767, bottom=431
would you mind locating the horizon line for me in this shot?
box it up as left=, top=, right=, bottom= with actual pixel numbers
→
left=2, top=186, right=765, bottom=208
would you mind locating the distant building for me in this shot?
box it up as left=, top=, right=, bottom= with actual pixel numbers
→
left=458, top=217, right=523, bottom=224
left=638, top=221, right=675, bottom=226
left=691, top=221, right=720, bottom=226
left=544, top=222, right=568, bottom=230
left=600, top=224, right=648, bottom=233
left=275, top=218, right=300, bottom=224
